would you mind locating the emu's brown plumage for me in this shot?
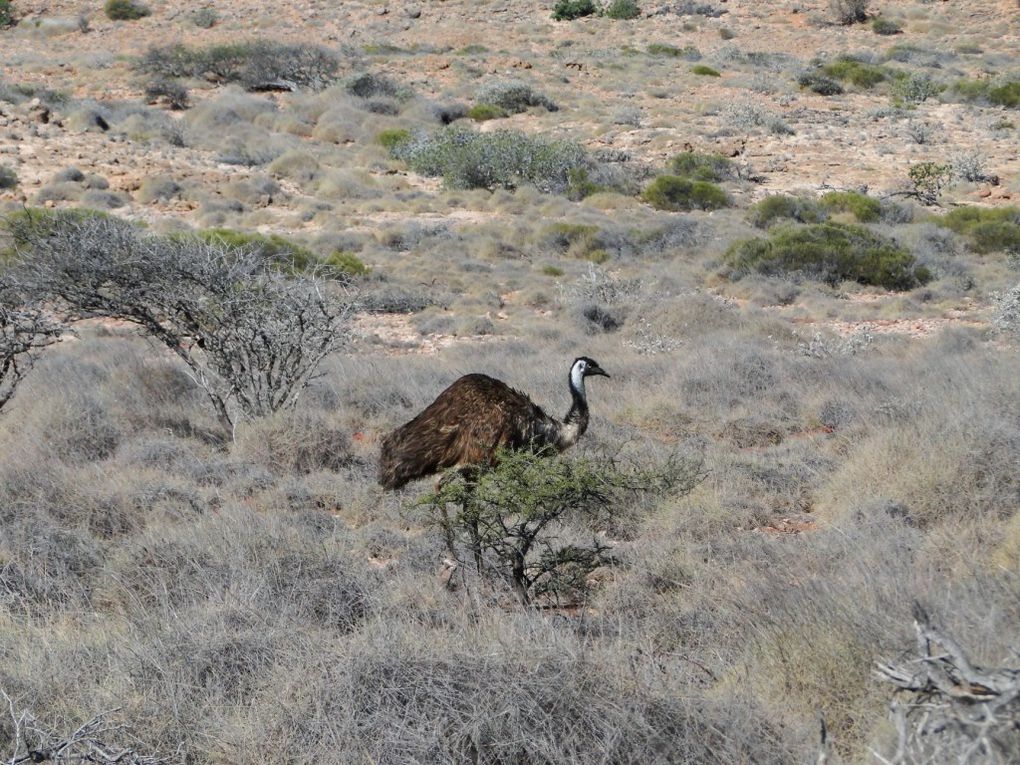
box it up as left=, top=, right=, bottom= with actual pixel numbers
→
left=378, top=357, right=608, bottom=490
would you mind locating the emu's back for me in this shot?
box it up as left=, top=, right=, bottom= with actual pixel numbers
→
left=377, top=373, right=551, bottom=490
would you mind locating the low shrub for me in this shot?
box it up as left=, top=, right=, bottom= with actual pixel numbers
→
left=798, top=72, right=844, bottom=96
left=104, top=0, right=149, bottom=20
left=668, top=151, right=733, bottom=183
left=933, top=206, right=1020, bottom=255
left=603, top=0, right=641, bottom=20
left=691, top=65, right=720, bottom=77
left=345, top=72, right=402, bottom=99
left=552, top=0, right=596, bottom=20
left=643, top=176, right=728, bottom=212
left=830, top=0, right=868, bottom=25
left=908, top=162, right=953, bottom=205
left=475, top=81, right=557, bottom=113
left=725, top=222, right=928, bottom=290
left=138, top=41, right=340, bottom=91
left=0, top=165, right=17, bottom=190
left=891, top=73, right=943, bottom=106
left=375, top=128, right=411, bottom=150
left=144, top=78, right=189, bottom=109
left=647, top=43, right=701, bottom=60
left=749, top=195, right=825, bottom=228
left=391, top=126, right=590, bottom=194
left=323, top=250, right=371, bottom=277
left=0, top=0, right=14, bottom=28
left=821, top=191, right=881, bottom=223
left=192, top=228, right=319, bottom=272
left=190, top=7, right=218, bottom=28
left=541, top=222, right=606, bottom=261
left=990, top=81, right=1020, bottom=108
left=821, top=57, right=888, bottom=89
left=871, top=17, right=902, bottom=35
left=467, top=104, right=507, bottom=122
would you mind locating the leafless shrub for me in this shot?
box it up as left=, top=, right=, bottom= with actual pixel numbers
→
left=1, top=689, right=165, bottom=765
left=0, top=292, right=67, bottom=413
left=559, top=263, right=641, bottom=305
left=875, top=607, right=1020, bottom=764
left=951, top=150, right=997, bottom=184
left=7, top=211, right=356, bottom=432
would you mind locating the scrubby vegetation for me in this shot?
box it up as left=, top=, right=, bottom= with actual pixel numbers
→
left=390, top=126, right=590, bottom=194
left=933, top=206, right=1020, bottom=255
left=104, top=0, right=149, bottom=21
left=820, top=56, right=889, bottom=89
left=552, top=0, right=596, bottom=21
left=726, top=221, right=928, bottom=289
left=138, top=41, right=341, bottom=91
left=643, top=175, right=729, bottom=211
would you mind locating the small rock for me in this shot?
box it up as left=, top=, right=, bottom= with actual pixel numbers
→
left=406, top=6, right=422, bottom=18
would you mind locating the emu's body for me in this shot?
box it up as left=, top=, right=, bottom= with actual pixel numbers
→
left=378, top=357, right=607, bottom=490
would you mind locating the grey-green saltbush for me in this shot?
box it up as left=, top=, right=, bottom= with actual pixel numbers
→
left=391, top=127, right=589, bottom=194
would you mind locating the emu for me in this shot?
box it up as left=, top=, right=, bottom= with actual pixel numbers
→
left=377, top=356, right=609, bottom=490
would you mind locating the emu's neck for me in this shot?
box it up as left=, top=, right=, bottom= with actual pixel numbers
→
left=558, top=367, right=589, bottom=449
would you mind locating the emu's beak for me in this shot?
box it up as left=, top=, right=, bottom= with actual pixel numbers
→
left=589, top=365, right=610, bottom=379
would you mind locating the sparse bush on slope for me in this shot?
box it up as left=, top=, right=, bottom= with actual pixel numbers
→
left=138, top=41, right=341, bottom=91
left=6, top=210, right=355, bottom=431
left=726, top=222, right=928, bottom=289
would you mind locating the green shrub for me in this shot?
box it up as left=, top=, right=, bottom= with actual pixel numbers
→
left=0, top=0, right=14, bottom=27
left=871, top=18, right=902, bottom=35
left=749, top=195, right=825, bottom=228
left=345, top=72, right=402, bottom=99
left=190, top=7, right=218, bottom=28
left=647, top=43, right=701, bottom=60
left=830, top=0, right=869, bottom=25
left=821, top=191, right=881, bottom=223
left=668, top=152, right=733, bottom=183
left=193, top=229, right=318, bottom=271
left=0, top=165, right=17, bottom=190
left=691, top=65, right=720, bottom=77
left=541, top=265, right=565, bottom=276
left=908, top=162, right=953, bottom=205
left=951, top=78, right=991, bottom=103
left=138, top=41, right=340, bottom=91
left=375, top=129, right=411, bottom=150
left=467, top=104, right=507, bottom=122
left=324, top=250, right=370, bottom=277
left=643, top=175, right=729, bottom=212
left=391, top=126, right=590, bottom=194
left=552, top=0, right=596, bottom=20
left=104, top=0, right=150, bottom=20
left=798, top=72, right=844, bottom=96
left=933, top=207, right=1020, bottom=254
left=565, top=167, right=604, bottom=200
left=990, top=81, right=1020, bottom=108
left=891, top=73, right=943, bottom=106
left=603, top=0, right=641, bottom=20
left=725, top=222, right=927, bottom=290
left=822, top=57, right=888, bottom=89
left=541, top=222, right=604, bottom=260
left=475, top=81, right=557, bottom=113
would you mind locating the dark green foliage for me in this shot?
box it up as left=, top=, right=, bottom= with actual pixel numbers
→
left=104, top=0, right=150, bottom=20
left=190, top=7, right=218, bottom=28
left=566, top=167, right=604, bottom=201
left=552, top=0, right=596, bottom=20
left=421, top=449, right=701, bottom=605
left=668, top=151, right=733, bottom=182
left=642, top=175, right=729, bottom=212
left=475, top=82, right=557, bottom=114
left=604, top=0, right=641, bottom=19
left=138, top=41, right=340, bottom=91
left=376, top=129, right=412, bottom=150
left=0, top=0, right=14, bottom=28
left=821, top=191, right=881, bottom=223
left=990, top=81, right=1020, bottom=108
left=391, top=126, right=590, bottom=194
left=647, top=43, right=701, bottom=60
left=934, top=207, right=1020, bottom=255
left=725, top=222, right=927, bottom=290
left=144, top=78, right=189, bottom=109
left=749, top=195, right=825, bottom=228
left=871, top=18, right=902, bottom=35
left=799, top=72, right=844, bottom=96
left=821, top=57, right=889, bottom=89
left=0, top=165, right=17, bottom=190
left=467, top=104, right=507, bottom=121
left=691, top=65, right=720, bottom=77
